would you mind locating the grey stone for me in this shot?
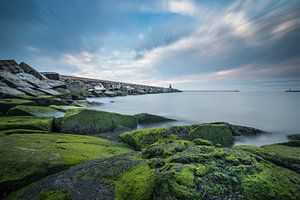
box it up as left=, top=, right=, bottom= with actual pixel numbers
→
left=16, top=73, right=51, bottom=89
left=35, top=88, right=61, bottom=96
left=45, top=79, right=66, bottom=89
left=18, top=62, right=47, bottom=80
left=17, top=87, right=46, bottom=96
left=0, top=70, right=33, bottom=88
left=0, top=60, right=24, bottom=74
left=41, top=72, right=60, bottom=80
left=0, top=86, right=26, bottom=98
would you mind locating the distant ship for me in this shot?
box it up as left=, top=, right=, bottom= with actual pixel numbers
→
left=286, top=88, right=300, bottom=92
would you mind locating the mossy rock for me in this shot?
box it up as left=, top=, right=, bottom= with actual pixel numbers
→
left=7, top=153, right=150, bottom=200
left=0, top=132, right=131, bottom=197
left=288, top=134, right=300, bottom=141
left=56, top=108, right=138, bottom=135
left=134, top=113, right=175, bottom=124
left=26, top=96, right=71, bottom=106
left=7, top=105, right=65, bottom=118
left=0, top=99, right=37, bottom=114
left=120, top=123, right=236, bottom=149
left=0, top=116, right=53, bottom=131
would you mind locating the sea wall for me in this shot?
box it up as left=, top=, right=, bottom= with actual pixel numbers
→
left=0, top=60, right=181, bottom=100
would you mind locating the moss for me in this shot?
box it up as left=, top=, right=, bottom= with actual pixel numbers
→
left=120, top=123, right=235, bottom=149
left=193, top=138, right=213, bottom=146
left=7, top=105, right=65, bottom=118
left=134, top=113, right=175, bottom=124
left=0, top=98, right=37, bottom=114
left=0, top=116, right=53, bottom=131
left=241, top=163, right=300, bottom=200
left=188, top=124, right=234, bottom=147
left=57, top=108, right=138, bottom=135
left=33, top=189, right=70, bottom=200
left=0, top=132, right=131, bottom=197
left=26, top=96, right=71, bottom=106
left=0, top=129, right=49, bottom=136
left=115, top=163, right=154, bottom=200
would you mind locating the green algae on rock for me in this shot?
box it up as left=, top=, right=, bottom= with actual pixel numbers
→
left=7, top=153, right=144, bottom=200
left=7, top=105, right=65, bottom=118
left=134, top=113, right=175, bottom=124
left=56, top=108, right=138, bottom=135
left=0, top=132, right=131, bottom=197
left=120, top=123, right=239, bottom=149
left=0, top=99, right=37, bottom=114
left=0, top=116, right=53, bottom=131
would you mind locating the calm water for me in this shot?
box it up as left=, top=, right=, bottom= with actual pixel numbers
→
left=87, top=92, right=300, bottom=146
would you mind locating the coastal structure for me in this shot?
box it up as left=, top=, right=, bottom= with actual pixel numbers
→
left=0, top=60, right=181, bottom=100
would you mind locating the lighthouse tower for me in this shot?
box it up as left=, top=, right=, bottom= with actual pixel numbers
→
left=169, top=83, right=172, bottom=89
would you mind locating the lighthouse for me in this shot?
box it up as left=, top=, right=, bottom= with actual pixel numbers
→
left=169, top=83, right=172, bottom=89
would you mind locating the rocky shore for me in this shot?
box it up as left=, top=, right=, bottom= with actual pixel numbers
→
left=0, top=59, right=299, bottom=199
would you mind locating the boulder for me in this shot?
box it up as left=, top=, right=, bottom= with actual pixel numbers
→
left=65, top=80, right=87, bottom=99
left=16, top=73, right=51, bottom=88
left=104, top=91, right=117, bottom=97
left=56, top=108, right=138, bottom=135
left=29, top=96, right=71, bottom=106
left=45, top=79, right=66, bottom=89
left=0, top=132, right=131, bottom=197
left=0, top=98, right=37, bottom=113
left=0, top=86, right=27, bottom=98
left=0, top=71, right=33, bottom=88
left=134, top=113, right=175, bottom=124
left=0, top=81, right=8, bottom=87
left=18, top=62, right=47, bottom=80
left=17, top=87, right=46, bottom=97
left=0, top=116, right=54, bottom=131
left=35, top=88, right=61, bottom=96
left=41, top=72, right=60, bottom=80
left=7, top=105, right=65, bottom=118
left=0, top=60, right=23, bottom=74
left=120, top=123, right=237, bottom=150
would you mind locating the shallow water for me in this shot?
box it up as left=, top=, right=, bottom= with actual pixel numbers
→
left=87, top=91, right=300, bottom=146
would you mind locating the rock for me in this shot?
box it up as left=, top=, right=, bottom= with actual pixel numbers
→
left=0, top=132, right=131, bottom=197
left=29, top=96, right=71, bottom=106
left=45, top=79, right=66, bottom=89
left=0, top=98, right=37, bottom=113
left=18, top=62, right=47, bottom=80
left=0, top=86, right=27, bottom=98
left=56, top=108, right=138, bottom=135
left=226, top=123, right=264, bottom=136
left=0, top=116, right=54, bottom=132
left=0, top=60, right=23, bottom=74
left=17, top=87, right=46, bottom=96
left=104, top=91, right=117, bottom=97
left=134, top=113, right=175, bottom=124
left=0, top=71, right=33, bottom=88
left=16, top=73, right=51, bottom=88
left=288, top=134, right=300, bottom=141
left=35, top=88, right=61, bottom=96
left=65, top=80, right=87, bottom=100
left=120, top=123, right=236, bottom=150
left=54, top=88, right=72, bottom=99
left=0, top=81, right=8, bottom=87
left=41, top=72, right=60, bottom=80
left=7, top=106, right=65, bottom=118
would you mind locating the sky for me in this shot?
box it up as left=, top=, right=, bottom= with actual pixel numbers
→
left=0, top=0, right=300, bottom=91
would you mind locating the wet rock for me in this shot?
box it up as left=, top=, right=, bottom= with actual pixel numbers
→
left=41, top=72, right=60, bottom=80
left=17, top=87, right=46, bottom=97
left=56, top=108, right=137, bottom=135
left=35, top=88, right=61, bottom=96
left=0, top=71, right=33, bottom=88
left=0, top=98, right=37, bottom=113
left=0, top=86, right=26, bottom=98
left=16, top=73, right=51, bottom=88
left=0, top=60, right=23, bottom=74
left=45, top=79, right=66, bottom=89
left=7, top=105, right=65, bottom=118
left=65, top=80, right=87, bottom=100
left=18, top=62, right=47, bottom=80
left=134, top=113, right=175, bottom=124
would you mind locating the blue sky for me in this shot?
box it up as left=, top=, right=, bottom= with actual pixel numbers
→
left=0, top=0, right=300, bottom=90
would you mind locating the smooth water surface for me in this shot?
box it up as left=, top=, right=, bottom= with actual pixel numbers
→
left=88, top=92, right=300, bottom=146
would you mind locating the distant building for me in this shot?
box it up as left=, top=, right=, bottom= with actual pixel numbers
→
left=169, top=83, right=172, bottom=89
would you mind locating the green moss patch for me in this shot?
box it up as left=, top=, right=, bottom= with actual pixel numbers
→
left=0, top=132, right=131, bottom=197
left=56, top=108, right=138, bottom=135
left=120, top=123, right=235, bottom=149
left=0, top=116, right=53, bottom=131
left=0, top=99, right=37, bottom=114
left=7, top=105, right=65, bottom=118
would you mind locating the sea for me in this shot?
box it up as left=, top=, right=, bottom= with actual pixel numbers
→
left=87, top=91, right=300, bottom=146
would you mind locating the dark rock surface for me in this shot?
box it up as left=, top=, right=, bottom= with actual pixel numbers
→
left=134, top=113, right=175, bottom=124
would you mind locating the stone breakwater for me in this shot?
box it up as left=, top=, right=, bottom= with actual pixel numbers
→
left=0, top=59, right=181, bottom=100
